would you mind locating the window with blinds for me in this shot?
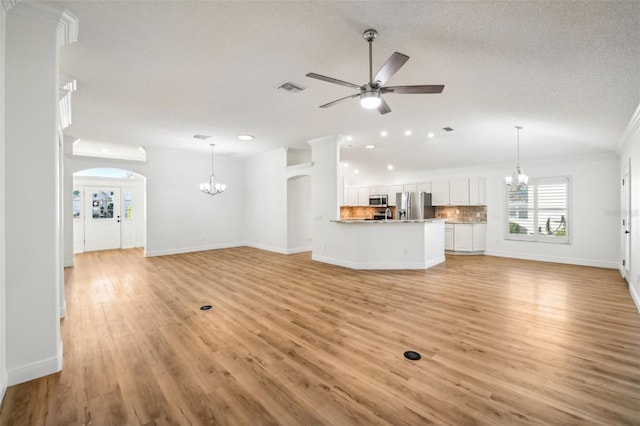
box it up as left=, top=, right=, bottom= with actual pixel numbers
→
left=506, top=177, right=570, bottom=243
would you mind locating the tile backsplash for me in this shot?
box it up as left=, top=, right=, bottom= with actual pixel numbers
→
left=436, top=206, right=487, bottom=222
left=340, top=206, right=396, bottom=219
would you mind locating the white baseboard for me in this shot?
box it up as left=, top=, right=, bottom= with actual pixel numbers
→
left=243, top=242, right=288, bottom=255
left=144, top=242, right=244, bottom=257
left=312, top=254, right=445, bottom=270
left=63, top=258, right=74, bottom=268
left=484, top=250, right=618, bottom=269
left=8, top=342, right=63, bottom=386
left=0, top=368, right=7, bottom=406
left=60, top=299, right=66, bottom=319
left=630, top=282, right=640, bottom=315
left=285, top=246, right=312, bottom=255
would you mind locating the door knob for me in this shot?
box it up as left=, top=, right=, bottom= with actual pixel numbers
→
left=625, top=230, right=630, bottom=234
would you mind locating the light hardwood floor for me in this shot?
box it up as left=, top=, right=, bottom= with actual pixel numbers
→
left=1, top=247, right=639, bottom=425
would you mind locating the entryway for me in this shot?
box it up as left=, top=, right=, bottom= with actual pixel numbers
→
left=73, top=168, right=146, bottom=253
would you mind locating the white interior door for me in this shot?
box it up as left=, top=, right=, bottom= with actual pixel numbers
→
left=623, top=162, right=631, bottom=277
left=84, top=187, right=121, bottom=251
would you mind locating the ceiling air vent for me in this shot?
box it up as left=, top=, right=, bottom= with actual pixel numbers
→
left=193, top=134, right=211, bottom=140
left=443, top=127, right=454, bottom=132
left=277, top=81, right=306, bottom=93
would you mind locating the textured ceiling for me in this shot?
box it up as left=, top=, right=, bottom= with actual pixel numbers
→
left=54, top=1, right=640, bottom=176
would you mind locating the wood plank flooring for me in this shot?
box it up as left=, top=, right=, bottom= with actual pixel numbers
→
left=1, top=247, right=639, bottom=425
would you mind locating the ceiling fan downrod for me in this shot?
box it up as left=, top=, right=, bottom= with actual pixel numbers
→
left=363, top=29, right=377, bottom=84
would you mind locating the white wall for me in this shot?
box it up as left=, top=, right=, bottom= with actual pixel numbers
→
left=66, top=146, right=245, bottom=258
left=286, top=175, right=312, bottom=253
left=309, top=135, right=341, bottom=261
left=244, top=148, right=288, bottom=253
left=347, top=153, right=620, bottom=268
left=4, top=3, right=66, bottom=385
left=618, top=105, right=640, bottom=312
left=0, top=1, right=7, bottom=402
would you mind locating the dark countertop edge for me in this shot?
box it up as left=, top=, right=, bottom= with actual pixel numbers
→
left=444, top=221, right=488, bottom=224
left=332, top=219, right=446, bottom=224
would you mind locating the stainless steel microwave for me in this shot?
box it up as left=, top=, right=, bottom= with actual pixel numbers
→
left=369, top=194, right=388, bottom=206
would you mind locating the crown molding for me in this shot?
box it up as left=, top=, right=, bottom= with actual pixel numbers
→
left=58, top=9, right=79, bottom=46
left=617, top=102, right=640, bottom=157
left=2, top=0, right=19, bottom=13
left=6, top=2, right=78, bottom=46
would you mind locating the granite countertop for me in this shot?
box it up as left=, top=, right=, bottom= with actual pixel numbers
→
left=333, top=218, right=446, bottom=224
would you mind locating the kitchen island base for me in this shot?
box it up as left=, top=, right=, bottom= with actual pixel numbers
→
left=313, top=219, right=445, bottom=270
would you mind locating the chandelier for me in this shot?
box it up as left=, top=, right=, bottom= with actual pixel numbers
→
left=200, top=143, right=226, bottom=196
left=505, top=125, right=528, bottom=191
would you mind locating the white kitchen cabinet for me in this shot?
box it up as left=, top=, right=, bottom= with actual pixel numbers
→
left=403, top=183, right=417, bottom=193
left=369, top=185, right=387, bottom=195
left=431, top=180, right=450, bottom=206
left=453, top=224, right=473, bottom=251
left=472, top=223, right=487, bottom=251
left=417, top=182, right=431, bottom=193
left=469, top=177, right=487, bottom=205
left=358, top=186, right=370, bottom=206
left=387, top=184, right=403, bottom=206
left=345, top=186, right=358, bottom=206
left=450, top=178, right=470, bottom=205
left=445, top=224, right=454, bottom=251
left=448, top=223, right=486, bottom=252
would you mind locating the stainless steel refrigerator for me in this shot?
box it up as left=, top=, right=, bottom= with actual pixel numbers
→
left=396, top=192, right=436, bottom=220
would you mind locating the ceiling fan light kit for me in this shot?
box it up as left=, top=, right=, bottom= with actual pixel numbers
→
left=360, top=90, right=381, bottom=109
left=306, top=28, right=444, bottom=115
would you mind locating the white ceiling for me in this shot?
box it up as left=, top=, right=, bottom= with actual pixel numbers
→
left=54, top=1, right=640, bottom=176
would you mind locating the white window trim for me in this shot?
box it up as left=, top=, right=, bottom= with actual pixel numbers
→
left=505, top=176, right=572, bottom=244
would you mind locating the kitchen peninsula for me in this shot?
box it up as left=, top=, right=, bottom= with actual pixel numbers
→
left=312, top=219, right=445, bottom=270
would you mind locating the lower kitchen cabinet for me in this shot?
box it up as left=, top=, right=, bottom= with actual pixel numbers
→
left=445, top=224, right=454, bottom=250
left=446, top=223, right=486, bottom=253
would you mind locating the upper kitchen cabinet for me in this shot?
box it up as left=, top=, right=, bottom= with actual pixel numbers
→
left=417, top=182, right=431, bottom=193
left=358, top=187, right=370, bottom=206
left=344, top=186, right=358, bottom=206
left=403, top=183, right=417, bottom=193
left=369, top=185, right=387, bottom=195
left=431, top=180, right=450, bottom=206
left=469, top=177, right=487, bottom=205
left=450, top=178, right=470, bottom=205
left=387, top=184, right=403, bottom=206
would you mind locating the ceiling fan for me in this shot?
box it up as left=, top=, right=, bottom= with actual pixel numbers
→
left=306, top=29, right=444, bottom=115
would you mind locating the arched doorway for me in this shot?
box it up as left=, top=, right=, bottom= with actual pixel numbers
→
left=72, top=168, right=147, bottom=253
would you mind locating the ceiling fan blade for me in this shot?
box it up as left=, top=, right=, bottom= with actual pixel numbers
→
left=372, top=52, right=409, bottom=86
left=319, top=93, right=361, bottom=108
left=377, top=97, right=391, bottom=115
left=306, top=73, right=362, bottom=90
left=382, top=85, right=445, bottom=94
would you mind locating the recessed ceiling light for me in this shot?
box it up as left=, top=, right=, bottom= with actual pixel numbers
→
left=346, top=135, right=353, bottom=141
left=354, top=169, right=359, bottom=174
left=387, top=165, right=394, bottom=170
left=343, top=162, right=349, bottom=167
left=380, top=131, right=388, bottom=137
left=404, top=130, right=412, bottom=136
left=101, top=148, right=109, bottom=153
left=427, top=132, right=435, bottom=138
left=237, top=134, right=254, bottom=141
left=365, top=144, right=376, bottom=149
